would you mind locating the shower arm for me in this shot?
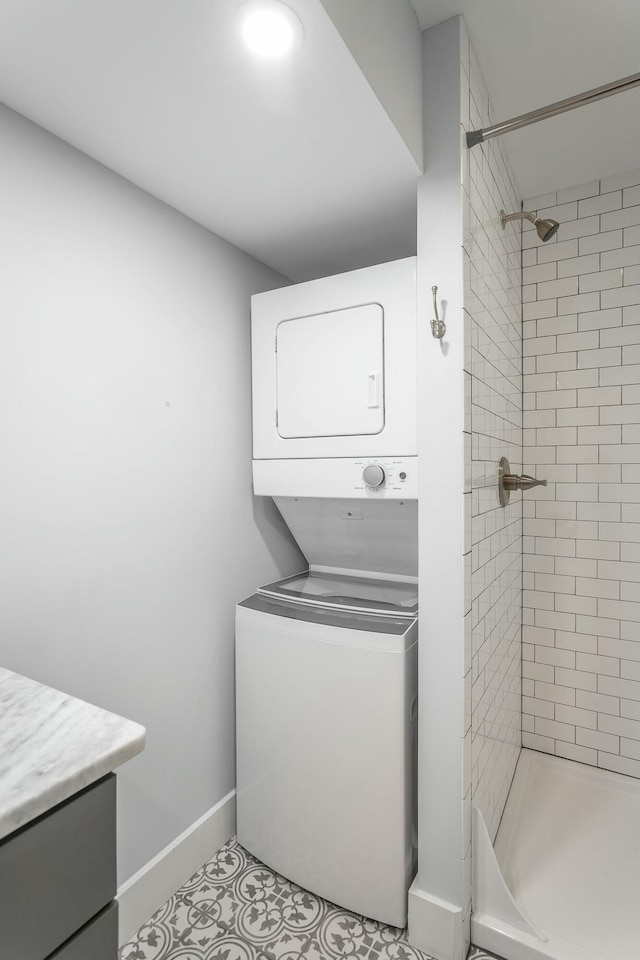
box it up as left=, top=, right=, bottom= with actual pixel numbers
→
left=501, top=211, right=537, bottom=226
left=467, top=71, right=640, bottom=148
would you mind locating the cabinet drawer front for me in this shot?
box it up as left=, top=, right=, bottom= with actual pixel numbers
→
left=48, top=901, right=118, bottom=960
left=0, top=775, right=116, bottom=960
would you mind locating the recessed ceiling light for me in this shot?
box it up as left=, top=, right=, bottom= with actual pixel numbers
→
left=238, top=0, right=304, bottom=59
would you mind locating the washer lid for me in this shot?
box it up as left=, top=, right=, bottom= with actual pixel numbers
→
left=273, top=497, right=417, bottom=579
left=257, top=570, right=418, bottom=617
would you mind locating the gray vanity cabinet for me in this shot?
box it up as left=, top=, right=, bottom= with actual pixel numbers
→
left=0, top=774, right=118, bottom=960
left=49, top=902, right=118, bottom=960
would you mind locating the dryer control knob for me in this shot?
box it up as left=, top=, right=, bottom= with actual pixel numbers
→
left=363, top=464, right=385, bottom=488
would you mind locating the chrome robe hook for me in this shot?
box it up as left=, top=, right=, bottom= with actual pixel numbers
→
left=431, top=286, right=446, bottom=339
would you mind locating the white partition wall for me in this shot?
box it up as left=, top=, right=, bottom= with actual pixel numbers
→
left=411, top=17, right=523, bottom=960
left=410, top=17, right=468, bottom=960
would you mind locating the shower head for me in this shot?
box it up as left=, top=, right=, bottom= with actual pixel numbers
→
left=534, top=217, right=560, bottom=242
left=500, top=209, right=560, bottom=242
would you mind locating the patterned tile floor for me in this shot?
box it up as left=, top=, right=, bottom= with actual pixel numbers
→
left=119, top=837, right=503, bottom=960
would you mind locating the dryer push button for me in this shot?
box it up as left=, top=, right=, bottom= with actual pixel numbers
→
left=362, top=464, right=386, bottom=488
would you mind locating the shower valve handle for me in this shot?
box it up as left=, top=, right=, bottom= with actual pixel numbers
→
left=498, top=457, right=547, bottom=507
left=502, top=473, right=547, bottom=492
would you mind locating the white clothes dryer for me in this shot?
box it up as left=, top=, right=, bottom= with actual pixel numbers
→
left=235, top=571, right=417, bottom=928
left=251, top=258, right=417, bottom=465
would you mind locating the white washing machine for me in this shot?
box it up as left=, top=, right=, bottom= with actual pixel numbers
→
left=235, top=570, right=418, bottom=928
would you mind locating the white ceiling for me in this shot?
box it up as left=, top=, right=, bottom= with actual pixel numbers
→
left=0, top=0, right=420, bottom=281
left=0, top=0, right=638, bottom=279
left=410, top=0, right=640, bottom=200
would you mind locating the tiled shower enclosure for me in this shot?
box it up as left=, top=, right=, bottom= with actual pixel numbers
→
left=462, top=39, right=523, bottom=850
left=521, top=169, right=640, bottom=778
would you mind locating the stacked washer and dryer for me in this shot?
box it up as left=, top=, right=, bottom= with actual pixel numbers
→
left=235, top=258, right=418, bottom=928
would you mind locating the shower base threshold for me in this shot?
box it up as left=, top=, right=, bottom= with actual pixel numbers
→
left=472, top=748, right=640, bottom=960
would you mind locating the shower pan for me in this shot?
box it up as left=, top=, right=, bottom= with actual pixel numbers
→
left=472, top=749, right=640, bottom=960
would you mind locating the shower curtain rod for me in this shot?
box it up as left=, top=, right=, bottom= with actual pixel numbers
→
left=466, top=71, right=640, bottom=148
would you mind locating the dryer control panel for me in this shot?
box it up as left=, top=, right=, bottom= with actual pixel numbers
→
left=253, top=457, right=418, bottom=499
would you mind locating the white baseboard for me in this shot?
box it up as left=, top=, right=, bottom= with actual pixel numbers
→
left=117, top=789, right=236, bottom=945
left=407, top=880, right=464, bottom=960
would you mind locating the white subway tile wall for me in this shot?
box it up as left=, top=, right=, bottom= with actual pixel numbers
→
left=462, top=38, right=522, bottom=854
left=521, top=170, right=640, bottom=779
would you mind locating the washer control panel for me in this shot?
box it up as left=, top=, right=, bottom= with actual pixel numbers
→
left=353, top=458, right=415, bottom=496
left=252, top=456, right=418, bottom=498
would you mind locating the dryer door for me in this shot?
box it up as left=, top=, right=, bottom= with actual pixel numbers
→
left=276, top=304, right=384, bottom=439
left=251, top=258, right=416, bottom=460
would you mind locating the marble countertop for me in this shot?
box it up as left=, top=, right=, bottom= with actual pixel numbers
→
left=0, top=667, right=145, bottom=840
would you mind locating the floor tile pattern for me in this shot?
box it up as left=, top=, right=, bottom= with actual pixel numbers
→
left=120, top=838, right=443, bottom=960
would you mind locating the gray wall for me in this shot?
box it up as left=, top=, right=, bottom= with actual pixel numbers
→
left=0, top=104, right=303, bottom=883
left=319, top=0, right=423, bottom=169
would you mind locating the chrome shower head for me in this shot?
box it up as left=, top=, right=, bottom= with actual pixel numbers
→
left=500, top=209, right=560, bottom=242
left=535, top=217, right=560, bottom=242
